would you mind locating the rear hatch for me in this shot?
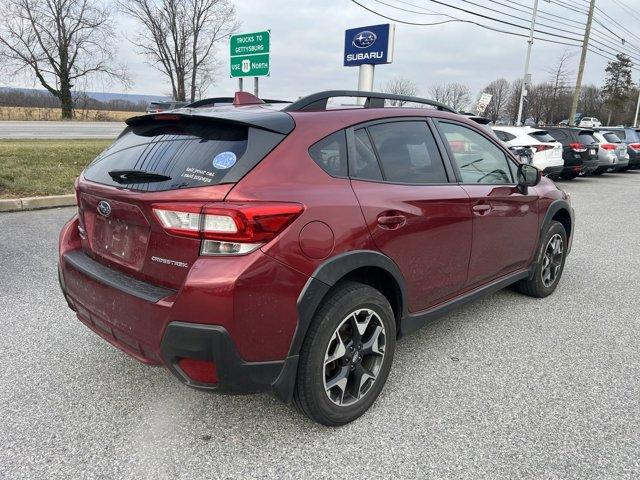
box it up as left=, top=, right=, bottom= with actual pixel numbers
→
left=76, top=113, right=291, bottom=289
left=577, top=130, right=600, bottom=165
left=601, top=131, right=628, bottom=159
left=527, top=130, right=563, bottom=163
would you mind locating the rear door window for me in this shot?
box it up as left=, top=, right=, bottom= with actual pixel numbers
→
left=308, top=130, right=348, bottom=177
left=352, top=128, right=383, bottom=181
left=529, top=130, right=556, bottom=143
left=83, top=119, right=284, bottom=191
left=366, top=121, right=449, bottom=184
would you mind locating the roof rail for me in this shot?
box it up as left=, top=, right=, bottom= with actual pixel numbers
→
left=283, top=90, right=457, bottom=113
left=187, top=95, right=291, bottom=109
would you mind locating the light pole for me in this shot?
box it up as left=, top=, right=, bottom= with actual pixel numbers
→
left=516, top=0, right=540, bottom=126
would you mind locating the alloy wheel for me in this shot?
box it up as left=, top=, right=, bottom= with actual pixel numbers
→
left=323, top=308, right=386, bottom=407
left=541, top=233, right=564, bottom=287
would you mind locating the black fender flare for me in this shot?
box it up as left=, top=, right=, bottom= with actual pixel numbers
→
left=271, top=250, right=407, bottom=403
left=528, top=199, right=574, bottom=280
left=540, top=199, right=573, bottom=245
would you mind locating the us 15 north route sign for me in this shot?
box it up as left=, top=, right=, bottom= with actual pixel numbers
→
left=230, top=31, right=270, bottom=78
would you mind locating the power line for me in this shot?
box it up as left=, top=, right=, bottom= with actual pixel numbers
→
left=593, top=5, right=640, bottom=44
left=546, top=0, right=589, bottom=15
left=350, top=0, right=640, bottom=72
left=610, top=0, right=640, bottom=24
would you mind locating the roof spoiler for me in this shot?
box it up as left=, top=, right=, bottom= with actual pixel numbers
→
left=124, top=109, right=295, bottom=135
left=186, top=94, right=291, bottom=109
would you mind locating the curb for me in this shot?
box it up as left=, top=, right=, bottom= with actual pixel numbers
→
left=0, top=194, right=75, bottom=213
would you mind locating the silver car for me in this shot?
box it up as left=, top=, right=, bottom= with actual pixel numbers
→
left=592, top=130, right=629, bottom=174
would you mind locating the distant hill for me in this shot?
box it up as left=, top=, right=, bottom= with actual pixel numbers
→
left=0, top=87, right=170, bottom=104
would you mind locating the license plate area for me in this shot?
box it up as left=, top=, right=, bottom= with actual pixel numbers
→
left=93, top=216, right=150, bottom=270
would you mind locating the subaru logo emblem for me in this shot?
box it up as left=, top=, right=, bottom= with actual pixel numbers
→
left=97, top=200, right=111, bottom=217
left=353, top=31, right=377, bottom=49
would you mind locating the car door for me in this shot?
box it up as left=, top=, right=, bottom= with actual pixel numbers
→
left=435, top=120, right=539, bottom=288
left=348, top=119, right=473, bottom=313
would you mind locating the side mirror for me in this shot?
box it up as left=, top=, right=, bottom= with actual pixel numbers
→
left=517, top=163, right=541, bottom=189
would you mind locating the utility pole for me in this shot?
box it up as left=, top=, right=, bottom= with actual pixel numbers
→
left=516, top=0, right=540, bottom=126
left=634, top=86, right=640, bottom=127
left=569, top=0, right=596, bottom=126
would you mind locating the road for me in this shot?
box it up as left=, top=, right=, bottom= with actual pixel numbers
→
left=1, top=173, right=639, bottom=479
left=0, top=121, right=125, bottom=139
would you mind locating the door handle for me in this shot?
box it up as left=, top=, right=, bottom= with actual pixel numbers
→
left=472, top=204, right=492, bottom=215
left=377, top=213, right=406, bottom=229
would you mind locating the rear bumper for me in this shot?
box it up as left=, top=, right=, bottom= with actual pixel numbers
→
left=58, top=216, right=308, bottom=398
left=160, top=322, right=286, bottom=394
left=542, top=165, right=564, bottom=176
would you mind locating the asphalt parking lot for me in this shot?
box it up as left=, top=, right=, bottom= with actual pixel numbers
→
left=1, top=173, right=639, bottom=479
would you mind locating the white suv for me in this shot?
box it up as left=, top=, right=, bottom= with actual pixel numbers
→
left=579, top=117, right=602, bottom=128
left=491, top=126, right=564, bottom=178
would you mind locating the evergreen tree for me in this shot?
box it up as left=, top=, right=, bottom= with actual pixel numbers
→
left=602, top=54, right=634, bottom=125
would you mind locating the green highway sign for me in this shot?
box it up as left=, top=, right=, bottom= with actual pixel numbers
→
left=230, top=31, right=270, bottom=78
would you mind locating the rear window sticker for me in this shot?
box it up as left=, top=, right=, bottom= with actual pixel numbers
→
left=212, top=151, right=237, bottom=169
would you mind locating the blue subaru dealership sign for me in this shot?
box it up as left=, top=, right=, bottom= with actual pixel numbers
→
left=344, top=24, right=395, bottom=67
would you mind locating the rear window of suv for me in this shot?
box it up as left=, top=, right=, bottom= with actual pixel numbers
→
left=603, top=132, right=622, bottom=143
left=529, top=130, right=556, bottom=143
left=578, top=132, right=598, bottom=145
left=83, top=119, right=284, bottom=191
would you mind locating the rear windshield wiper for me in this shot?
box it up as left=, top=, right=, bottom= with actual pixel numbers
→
left=108, top=169, right=171, bottom=184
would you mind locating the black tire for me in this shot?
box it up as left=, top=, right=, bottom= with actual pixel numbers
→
left=293, top=281, right=396, bottom=426
left=514, top=221, right=567, bottom=298
left=560, top=172, right=577, bottom=180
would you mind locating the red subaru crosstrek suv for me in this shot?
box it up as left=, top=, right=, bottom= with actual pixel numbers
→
left=58, top=91, right=573, bottom=425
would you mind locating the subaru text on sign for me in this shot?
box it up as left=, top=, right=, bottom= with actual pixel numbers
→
left=343, top=24, right=395, bottom=66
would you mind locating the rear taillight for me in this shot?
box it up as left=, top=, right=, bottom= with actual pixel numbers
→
left=569, top=143, right=587, bottom=153
left=533, top=144, right=554, bottom=152
left=152, top=202, right=304, bottom=256
left=600, top=143, right=616, bottom=151
left=629, top=143, right=640, bottom=151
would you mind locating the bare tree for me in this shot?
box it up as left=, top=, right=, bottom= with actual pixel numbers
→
left=0, top=0, right=125, bottom=118
left=481, top=78, right=510, bottom=123
left=381, top=76, right=418, bottom=106
left=120, top=0, right=238, bottom=102
left=546, top=49, right=575, bottom=124
left=505, top=79, right=524, bottom=124
left=428, top=82, right=471, bottom=112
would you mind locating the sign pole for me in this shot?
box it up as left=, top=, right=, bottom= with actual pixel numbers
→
left=357, top=64, right=375, bottom=91
left=254, top=77, right=259, bottom=97
left=357, top=64, right=374, bottom=105
left=238, top=78, right=243, bottom=92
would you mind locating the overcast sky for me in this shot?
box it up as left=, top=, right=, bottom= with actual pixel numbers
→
left=7, top=0, right=637, bottom=101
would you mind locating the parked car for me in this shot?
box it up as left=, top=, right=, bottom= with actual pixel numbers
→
left=146, top=101, right=189, bottom=113
left=591, top=130, right=629, bottom=174
left=58, top=90, right=574, bottom=425
left=596, top=127, right=640, bottom=169
left=492, top=126, right=564, bottom=179
left=545, top=127, right=600, bottom=179
left=460, top=116, right=535, bottom=165
left=578, top=117, right=602, bottom=128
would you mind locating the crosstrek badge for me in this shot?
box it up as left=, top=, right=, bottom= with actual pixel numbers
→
left=212, top=151, right=237, bottom=169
